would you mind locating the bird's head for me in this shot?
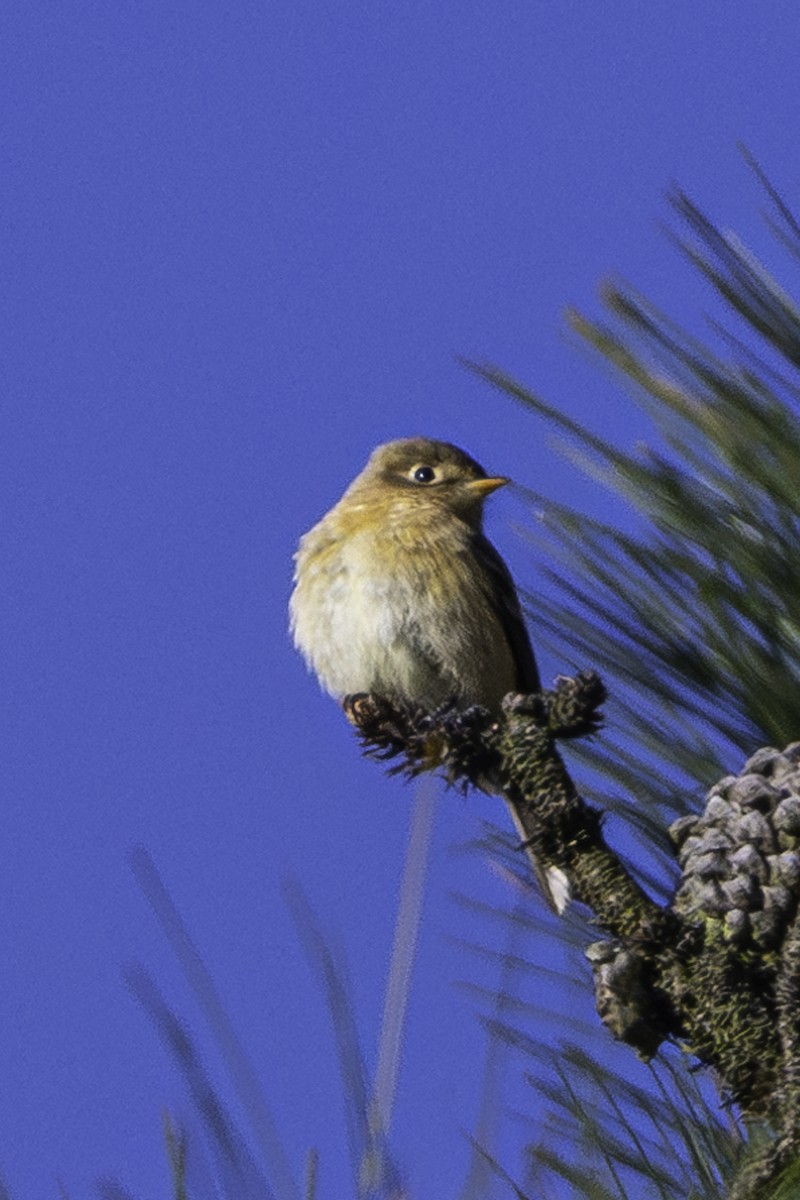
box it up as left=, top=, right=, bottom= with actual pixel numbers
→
left=344, top=437, right=509, bottom=524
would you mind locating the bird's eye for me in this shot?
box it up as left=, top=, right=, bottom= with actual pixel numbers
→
left=412, top=465, right=437, bottom=484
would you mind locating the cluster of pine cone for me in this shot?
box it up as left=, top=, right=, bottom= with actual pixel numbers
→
left=669, top=743, right=800, bottom=950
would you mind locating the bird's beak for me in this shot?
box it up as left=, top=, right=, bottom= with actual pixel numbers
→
left=467, top=476, right=509, bottom=497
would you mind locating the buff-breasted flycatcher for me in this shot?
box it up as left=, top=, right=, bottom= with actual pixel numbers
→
left=290, top=437, right=567, bottom=910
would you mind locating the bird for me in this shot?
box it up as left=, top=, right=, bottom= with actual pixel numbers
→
left=289, top=436, right=568, bottom=910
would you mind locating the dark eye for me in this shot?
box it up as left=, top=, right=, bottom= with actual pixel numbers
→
left=412, top=465, right=436, bottom=483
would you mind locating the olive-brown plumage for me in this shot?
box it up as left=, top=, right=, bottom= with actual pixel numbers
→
left=290, top=438, right=570, bottom=911
left=289, top=437, right=539, bottom=713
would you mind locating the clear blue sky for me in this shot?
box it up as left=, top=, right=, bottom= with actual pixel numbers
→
left=3, top=4, right=799, bottom=1196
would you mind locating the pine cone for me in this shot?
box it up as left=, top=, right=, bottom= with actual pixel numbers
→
left=669, top=743, right=800, bottom=949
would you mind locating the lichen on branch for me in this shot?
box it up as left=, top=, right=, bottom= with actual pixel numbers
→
left=345, top=674, right=800, bottom=1191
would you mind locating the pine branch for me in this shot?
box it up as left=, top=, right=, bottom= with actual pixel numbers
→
left=346, top=681, right=800, bottom=1197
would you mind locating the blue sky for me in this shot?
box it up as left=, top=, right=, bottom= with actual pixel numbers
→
left=3, top=3, right=800, bottom=1197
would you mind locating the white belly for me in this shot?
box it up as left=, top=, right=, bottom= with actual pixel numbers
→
left=290, top=524, right=516, bottom=711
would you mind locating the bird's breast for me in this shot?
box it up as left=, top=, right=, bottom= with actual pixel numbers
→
left=291, top=512, right=517, bottom=710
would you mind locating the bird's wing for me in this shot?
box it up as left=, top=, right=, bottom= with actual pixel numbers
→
left=473, top=533, right=541, bottom=693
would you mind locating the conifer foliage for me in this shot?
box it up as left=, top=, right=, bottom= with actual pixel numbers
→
left=466, top=161, right=800, bottom=1198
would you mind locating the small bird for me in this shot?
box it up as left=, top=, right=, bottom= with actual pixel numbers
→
left=290, top=437, right=568, bottom=910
